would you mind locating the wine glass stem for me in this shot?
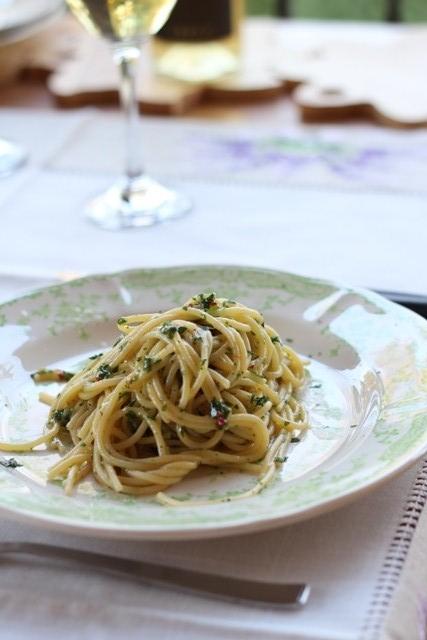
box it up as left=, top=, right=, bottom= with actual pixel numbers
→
left=114, top=46, right=145, bottom=191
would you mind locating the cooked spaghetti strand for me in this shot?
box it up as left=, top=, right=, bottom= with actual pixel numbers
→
left=0, top=294, right=308, bottom=504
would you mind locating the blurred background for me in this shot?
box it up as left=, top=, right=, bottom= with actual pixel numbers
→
left=249, top=0, right=427, bottom=20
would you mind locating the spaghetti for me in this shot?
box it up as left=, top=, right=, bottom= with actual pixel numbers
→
left=0, top=294, right=308, bottom=504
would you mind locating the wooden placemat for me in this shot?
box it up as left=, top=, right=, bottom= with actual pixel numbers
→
left=3, top=16, right=427, bottom=127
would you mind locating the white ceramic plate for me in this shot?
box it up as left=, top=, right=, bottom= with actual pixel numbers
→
left=0, top=265, right=426, bottom=540
left=0, top=0, right=64, bottom=43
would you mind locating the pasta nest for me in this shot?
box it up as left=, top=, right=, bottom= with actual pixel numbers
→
left=1, top=294, right=309, bottom=503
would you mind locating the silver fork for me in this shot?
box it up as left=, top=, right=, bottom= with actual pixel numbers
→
left=0, top=542, right=310, bottom=608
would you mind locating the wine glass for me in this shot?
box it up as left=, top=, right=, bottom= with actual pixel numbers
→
left=66, top=0, right=191, bottom=230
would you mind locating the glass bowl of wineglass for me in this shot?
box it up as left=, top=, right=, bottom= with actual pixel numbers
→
left=66, top=0, right=191, bottom=230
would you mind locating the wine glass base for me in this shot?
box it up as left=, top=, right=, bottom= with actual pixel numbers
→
left=0, top=139, right=27, bottom=177
left=86, top=175, right=192, bottom=231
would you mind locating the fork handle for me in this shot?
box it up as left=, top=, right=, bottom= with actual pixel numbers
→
left=0, top=542, right=310, bottom=608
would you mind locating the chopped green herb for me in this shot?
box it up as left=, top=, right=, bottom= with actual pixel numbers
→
left=126, top=410, right=140, bottom=432
left=200, top=292, right=216, bottom=309
left=117, top=317, right=127, bottom=325
left=160, top=322, right=187, bottom=339
left=96, top=364, right=118, bottom=380
left=0, top=457, right=22, bottom=469
left=286, top=338, right=294, bottom=344
left=160, top=322, right=175, bottom=338
left=310, top=382, right=322, bottom=389
left=274, top=456, right=288, bottom=464
left=200, top=358, right=207, bottom=370
left=251, top=394, right=268, bottom=407
left=143, top=357, right=158, bottom=372
left=271, top=336, right=281, bottom=344
left=52, top=408, right=72, bottom=427
left=192, top=292, right=217, bottom=312
left=89, top=353, right=103, bottom=360
left=210, top=399, right=231, bottom=427
left=291, top=437, right=301, bottom=443
left=350, top=424, right=358, bottom=429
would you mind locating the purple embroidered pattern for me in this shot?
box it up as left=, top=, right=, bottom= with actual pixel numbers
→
left=189, top=130, right=427, bottom=191
left=211, top=136, right=388, bottom=178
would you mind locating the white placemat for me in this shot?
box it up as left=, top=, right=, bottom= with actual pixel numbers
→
left=49, top=115, right=427, bottom=195
left=1, top=109, right=427, bottom=295
left=0, top=459, right=425, bottom=640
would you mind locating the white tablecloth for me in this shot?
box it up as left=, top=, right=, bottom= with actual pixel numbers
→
left=1, top=107, right=427, bottom=640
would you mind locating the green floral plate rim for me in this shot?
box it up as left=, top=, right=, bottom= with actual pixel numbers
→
left=0, top=264, right=426, bottom=540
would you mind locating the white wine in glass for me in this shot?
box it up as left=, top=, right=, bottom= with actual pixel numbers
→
left=66, top=0, right=191, bottom=230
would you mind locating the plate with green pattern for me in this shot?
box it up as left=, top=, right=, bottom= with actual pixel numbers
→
left=0, top=265, right=426, bottom=540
